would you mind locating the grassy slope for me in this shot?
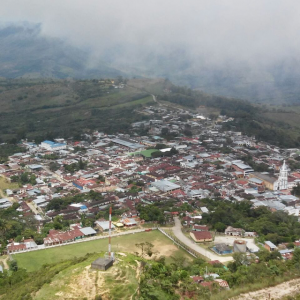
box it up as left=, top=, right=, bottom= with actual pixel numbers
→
left=0, top=176, right=19, bottom=195
left=34, top=252, right=139, bottom=300
left=14, top=230, right=191, bottom=272
left=262, top=111, right=300, bottom=139
left=0, top=79, right=157, bottom=140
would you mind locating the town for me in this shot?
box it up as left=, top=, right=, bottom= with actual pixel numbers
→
left=1, top=102, right=300, bottom=290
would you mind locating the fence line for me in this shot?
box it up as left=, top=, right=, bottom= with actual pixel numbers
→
left=158, top=228, right=199, bottom=258
left=11, top=228, right=158, bottom=255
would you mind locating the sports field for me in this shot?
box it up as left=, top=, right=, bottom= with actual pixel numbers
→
left=14, top=230, right=191, bottom=272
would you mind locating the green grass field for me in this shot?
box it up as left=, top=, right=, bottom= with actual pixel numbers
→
left=14, top=230, right=192, bottom=272
left=130, top=148, right=159, bottom=158
left=0, top=176, right=19, bottom=194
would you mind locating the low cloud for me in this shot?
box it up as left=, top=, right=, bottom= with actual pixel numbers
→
left=1, top=1, right=300, bottom=73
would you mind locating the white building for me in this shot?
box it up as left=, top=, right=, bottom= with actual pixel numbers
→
left=278, top=160, right=288, bottom=190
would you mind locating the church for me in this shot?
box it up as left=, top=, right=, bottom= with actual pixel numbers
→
left=249, top=160, right=288, bottom=191
left=277, top=160, right=288, bottom=190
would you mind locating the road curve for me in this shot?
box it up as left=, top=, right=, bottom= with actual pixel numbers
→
left=172, top=217, right=233, bottom=263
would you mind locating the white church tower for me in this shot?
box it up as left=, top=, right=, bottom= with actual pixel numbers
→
left=278, top=160, right=288, bottom=190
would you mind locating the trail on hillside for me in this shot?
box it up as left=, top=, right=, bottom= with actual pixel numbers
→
left=0, top=256, right=9, bottom=269
left=232, top=278, right=300, bottom=300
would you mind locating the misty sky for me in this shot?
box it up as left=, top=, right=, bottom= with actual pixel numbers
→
left=1, top=0, right=300, bottom=67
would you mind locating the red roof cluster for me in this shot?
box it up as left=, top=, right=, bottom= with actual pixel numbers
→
left=44, top=228, right=83, bottom=245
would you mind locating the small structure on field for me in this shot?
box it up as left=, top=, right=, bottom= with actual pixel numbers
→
left=91, top=207, right=114, bottom=271
left=212, top=243, right=232, bottom=255
left=91, top=257, right=114, bottom=271
left=233, top=240, right=247, bottom=253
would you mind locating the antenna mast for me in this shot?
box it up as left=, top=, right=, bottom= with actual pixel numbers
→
left=108, top=206, right=112, bottom=257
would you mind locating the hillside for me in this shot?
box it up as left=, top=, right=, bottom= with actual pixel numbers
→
left=0, top=78, right=156, bottom=141
left=2, top=24, right=300, bottom=105
left=0, top=76, right=299, bottom=147
left=0, top=24, right=124, bottom=79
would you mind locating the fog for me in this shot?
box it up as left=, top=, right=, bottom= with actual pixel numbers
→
left=1, top=1, right=300, bottom=99
left=1, top=1, right=299, bottom=63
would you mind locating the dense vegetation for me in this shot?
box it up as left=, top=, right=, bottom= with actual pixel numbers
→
left=199, top=198, right=300, bottom=245
left=0, top=76, right=299, bottom=148
left=0, top=78, right=154, bottom=142
left=0, top=203, right=43, bottom=251
left=0, top=144, right=26, bottom=163
left=139, top=247, right=300, bottom=300
left=46, top=190, right=103, bottom=211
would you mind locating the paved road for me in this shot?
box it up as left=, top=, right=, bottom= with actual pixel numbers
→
left=172, top=217, right=233, bottom=262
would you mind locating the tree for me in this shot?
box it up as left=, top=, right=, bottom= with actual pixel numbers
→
left=9, top=260, right=18, bottom=272
left=214, top=222, right=226, bottom=232
left=78, top=158, right=85, bottom=170
left=135, top=242, right=155, bottom=258
left=292, top=248, right=300, bottom=265
left=49, top=162, right=60, bottom=172
left=292, top=184, right=300, bottom=196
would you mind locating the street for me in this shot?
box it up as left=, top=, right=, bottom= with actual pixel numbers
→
left=172, top=217, right=233, bottom=262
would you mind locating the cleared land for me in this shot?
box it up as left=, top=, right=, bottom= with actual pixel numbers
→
left=34, top=253, right=139, bottom=300
left=232, top=277, right=300, bottom=300
left=0, top=176, right=19, bottom=197
left=14, top=230, right=192, bottom=272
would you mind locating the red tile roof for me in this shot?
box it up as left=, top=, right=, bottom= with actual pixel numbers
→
left=191, top=231, right=212, bottom=240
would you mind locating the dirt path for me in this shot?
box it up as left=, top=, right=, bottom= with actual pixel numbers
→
left=232, top=278, right=300, bottom=300
left=0, top=256, right=9, bottom=270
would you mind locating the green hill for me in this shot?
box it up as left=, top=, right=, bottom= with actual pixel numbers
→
left=0, top=78, right=155, bottom=141
left=0, top=76, right=299, bottom=148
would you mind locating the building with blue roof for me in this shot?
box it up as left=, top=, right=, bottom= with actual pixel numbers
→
left=41, top=140, right=66, bottom=151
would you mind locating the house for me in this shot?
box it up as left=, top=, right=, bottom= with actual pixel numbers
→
left=190, top=231, right=212, bottom=243
left=279, top=249, right=294, bottom=260
left=44, top=228, right=85, bottom=246
left=95, top=220, right=115, bottom=232
left=264, top=241, right=277, bottom=252
left=214, top=279, right=230, bottom=290
left=191, top=276, right=204, bottom=283
left=79, top=227, right=97, bottom=236
left=231, top=161, right=254, bottom=176
left=7, top=238, right=38, bottom=253
left=193, top=225, right=209, bottom=232
left=225, top=226, right=244, bottom=236
left=213, top=243, right=232, bottom=255
left=122, top=218, right=138, bottom=227
left=7, top=242, right=26, bottom=253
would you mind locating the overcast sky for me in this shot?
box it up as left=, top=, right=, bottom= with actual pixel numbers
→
left=1, top=0, right=300, bottom=66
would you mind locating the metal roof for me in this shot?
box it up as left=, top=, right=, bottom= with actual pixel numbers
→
left=152, top=180, right=181, bottom=192
left=265, top=241, right=277, bottom=248
left=79, top=227, right=97, bottom=235
left=95, top=221, right=115, bottom=230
